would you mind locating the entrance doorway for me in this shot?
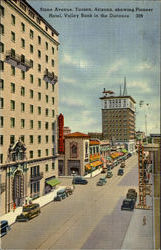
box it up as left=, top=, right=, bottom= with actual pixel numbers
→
left=13, top=170, right=24, bottom=207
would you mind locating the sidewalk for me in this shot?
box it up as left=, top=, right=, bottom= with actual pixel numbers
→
left=0, top=185, right=66, bottom=226
left=121, top=195, right=153, bottom=249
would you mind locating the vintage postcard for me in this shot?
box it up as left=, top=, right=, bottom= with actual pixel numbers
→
left=0, top=0, right=160, bottom=249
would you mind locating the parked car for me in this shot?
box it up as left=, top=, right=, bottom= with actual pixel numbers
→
left=107, top=165, right=112, bottom=171
left=126, top=189, right=137, bottom=203
left=121, top=199, right=135, bottom=211
left=117, top=168, right=124, bottom=176
left=16, top=203, right=40, bottom=222
left=54, top=189, right=67, bottom=201
left=65, top=186, right=74, bottom=195
left=127, top=188, right=137, bottom=198
left=0, top=220, right=10, bottom=237
left=72, top=176, right=88, bottom=185
left=106, top=171, right=113, bottom=178
left=120, top=162, right=125, bottom=168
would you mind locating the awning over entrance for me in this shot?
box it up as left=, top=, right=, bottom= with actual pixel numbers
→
left=46, top=178, right=61, bottom=187
left=121, top=149, right=128, bottom=153
left=85, top=160, right=103, bottom=170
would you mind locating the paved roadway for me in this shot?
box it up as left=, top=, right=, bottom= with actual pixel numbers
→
left=2, top=154, right=138, bottom=249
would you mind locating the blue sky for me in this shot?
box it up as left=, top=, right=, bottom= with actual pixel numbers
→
left=29, top=1, right=160, bottom=135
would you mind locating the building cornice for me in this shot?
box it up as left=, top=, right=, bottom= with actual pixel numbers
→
left=100, top=95, right=136, bottom=104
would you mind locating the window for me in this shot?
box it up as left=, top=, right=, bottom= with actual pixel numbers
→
left=0, top=42, right=4, bottom=53
left=11, top=31, right=15, bottom=42
left=52, top=47, right=54, bottom=54
left=46, top=95, right=49, bottom=103
left=45, top=164, right=48, bottom=172
left=30, top=44, right=33, bottom=53
left=21, top=22, right=25, bottom=32
left=30, top=60, right=33, bottom=68
left=21, top=86, right=25, bottom=96
left=38, top=50, right=41, bottom=58
left=0, top=24, right=4, bottom=34
left=29, top=10, right=35, bottom=19
left=29, top=151, right=33, bottom=158
left=51, top=59, right=54, bottom=67
left=11, top=82, right=15, bottom=93
left=21, top=54, right=25, bottom=63
left=38, top=106, right=41, bottom=115
left=45, top=122, right=49, bottom=130
left=29, top=135, right=34, bottom=144
left=10, top=117, right=15, bottom=128
left=45, top=82, right=48, bottom=89
left=30, top=105, right=34, bottom=113
left=45, top=108, right=49, bottom=116
left=30, top=89, right=34, bottom=98
left=38, top=78, right=41, bottom=86
left=46, top=149, right=49, bottom=156
left=11, top=66, right=15, bottom=75
left=0, top=61, right=4, bottom=71
left=52, top=97, right=54, bottom=105
left=21, top=119, right=25, bottom=128
left=0, top=135, right=3, bottom=145
left=0, top=154, right=3, bottom=164
left=0, top=116, right=3, bottom=128
left=0, top=5, right=4, bottom=17
left=52, top=85, right=54, bottom=92
left=38, top=121, right=41, bottom=129
left=45, top=55, right=48, bottom=63
left=52, top=162, right=55, bottom=169
left=38, top=92, right=41, bottom=100
left=0, top=98, right=4, bottom=108
left=10, top=135, right=15, bottom=144
left=45, top=42, right=48, bottom=50
left=38, top=64, right=41, bottom=72
left=0, top=79, right=4, bottom=90
left=45, top=135, right=49, bottom=143
left=20, top=135, right=25, bottom=142
left=38, top=150, right=41, bottom=157
left=21, top=38, right=25, bottom=48
left=10, top=100, right=15, bottom=110
left=30, top=120, right=34, bottom=129
left=37, top=17, right=41, bottom=24
left=30, top=74, right=33, bottom=83
left=38, top=36, right=41, bottom=45
left=11, top=14, right=15, bottom=25
left=30, top=29, right=34, bottom=39
left=21, top=102, right=25, bottom=112
left=21, top=70, right=25, bottom=79
left=45, top=26, right=48, bottom=31
left=52, top=110, right=55, bottom=117
left=38, top=135, right=41, bottom=144
left=52, top=135, right=55, bottom=143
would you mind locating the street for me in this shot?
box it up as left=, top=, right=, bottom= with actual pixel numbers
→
left=2, top=155, right=142, bottom=249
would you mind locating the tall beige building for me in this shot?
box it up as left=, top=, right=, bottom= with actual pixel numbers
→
left=0, top=0, right=59, bottom=214
left=100, top=79, right=136, bottom=153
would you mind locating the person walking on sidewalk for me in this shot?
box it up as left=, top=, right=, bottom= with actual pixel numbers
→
left=143, top=215, right=146, bottom=225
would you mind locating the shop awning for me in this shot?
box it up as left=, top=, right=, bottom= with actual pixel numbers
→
left=122, top=149, right=127, bottom=153
left=46, top=178, right=61, bottom=187
left=91, top=161, right=103, bottom=168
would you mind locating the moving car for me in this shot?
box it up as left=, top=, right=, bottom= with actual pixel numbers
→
left=54, top=189, right=67, bottom=201
left=126, top=189, right=137, bottom=202
left=121, top=199, right=135, bottom=211
left=65, top=186, right=74, bottom=195
left=97, top=177, right=107, bottom=186
left=120, top=162, right=125, bottom=168
left=0, top=220, right=10, bottom=237
left=106, top=171, right=113, bottom=178
left=16, top=203, right=40, bottom=222
left=107, top=165, right=112, bottom=171
left=72, top=176, right=88, bottom=185
left=117, top=168, right=124, bottom=176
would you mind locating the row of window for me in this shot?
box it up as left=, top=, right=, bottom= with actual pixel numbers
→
left=0, top=79, right=55, bottom=92
left=0, top=11, right=56, bottom=49
left=0, top=97, right=54, bottom=109
left=0, top=118, right=55, bottom=130
left=9, top=135, right=55, bottom=145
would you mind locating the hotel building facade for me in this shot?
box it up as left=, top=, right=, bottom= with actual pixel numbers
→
left=100, top=85, right=136, bottom=153
left=0, top=0, right=59, bottom=214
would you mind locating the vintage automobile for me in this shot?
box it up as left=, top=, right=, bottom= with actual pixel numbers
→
left=126, top=189, right=137, bottom=202
left=117, top=168, right=124, bottom=176
left=72, top=177, right=88, bottom=185
left=120, top=162, right=125, bottom=168
left=16, top=203, right=41, bottom=222
left=54, top=189, right=67, bottom=201
left=121, top=199, right=135, bottom=211
left=0, top=220, right=10, bottom=237
left=106, top=171, right=113, bottom=178
left=107, top=165, right=112, bottom=171
left=97, top=177, right=107, bottom=186
left=101, top=168, right=106, bottom=174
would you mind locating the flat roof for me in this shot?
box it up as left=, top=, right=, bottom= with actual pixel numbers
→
left=100, top=95, right=136, bottom=103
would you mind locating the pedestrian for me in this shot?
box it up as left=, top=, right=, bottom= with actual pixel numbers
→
left=143, top=215, right=146, bottom=225
left=13, top=202, right=16, bottom=212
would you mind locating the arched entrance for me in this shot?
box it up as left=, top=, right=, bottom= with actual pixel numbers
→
left=13, top=170, right=24, bottom=207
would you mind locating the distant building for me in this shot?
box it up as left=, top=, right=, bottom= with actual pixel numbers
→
left=150, top=134, right=160, bottom=145
left=88, top=132, right=103, bottom=140
left=100, top=78, right=136, bottom=153
left=64, top=126, right=71, bottom=136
